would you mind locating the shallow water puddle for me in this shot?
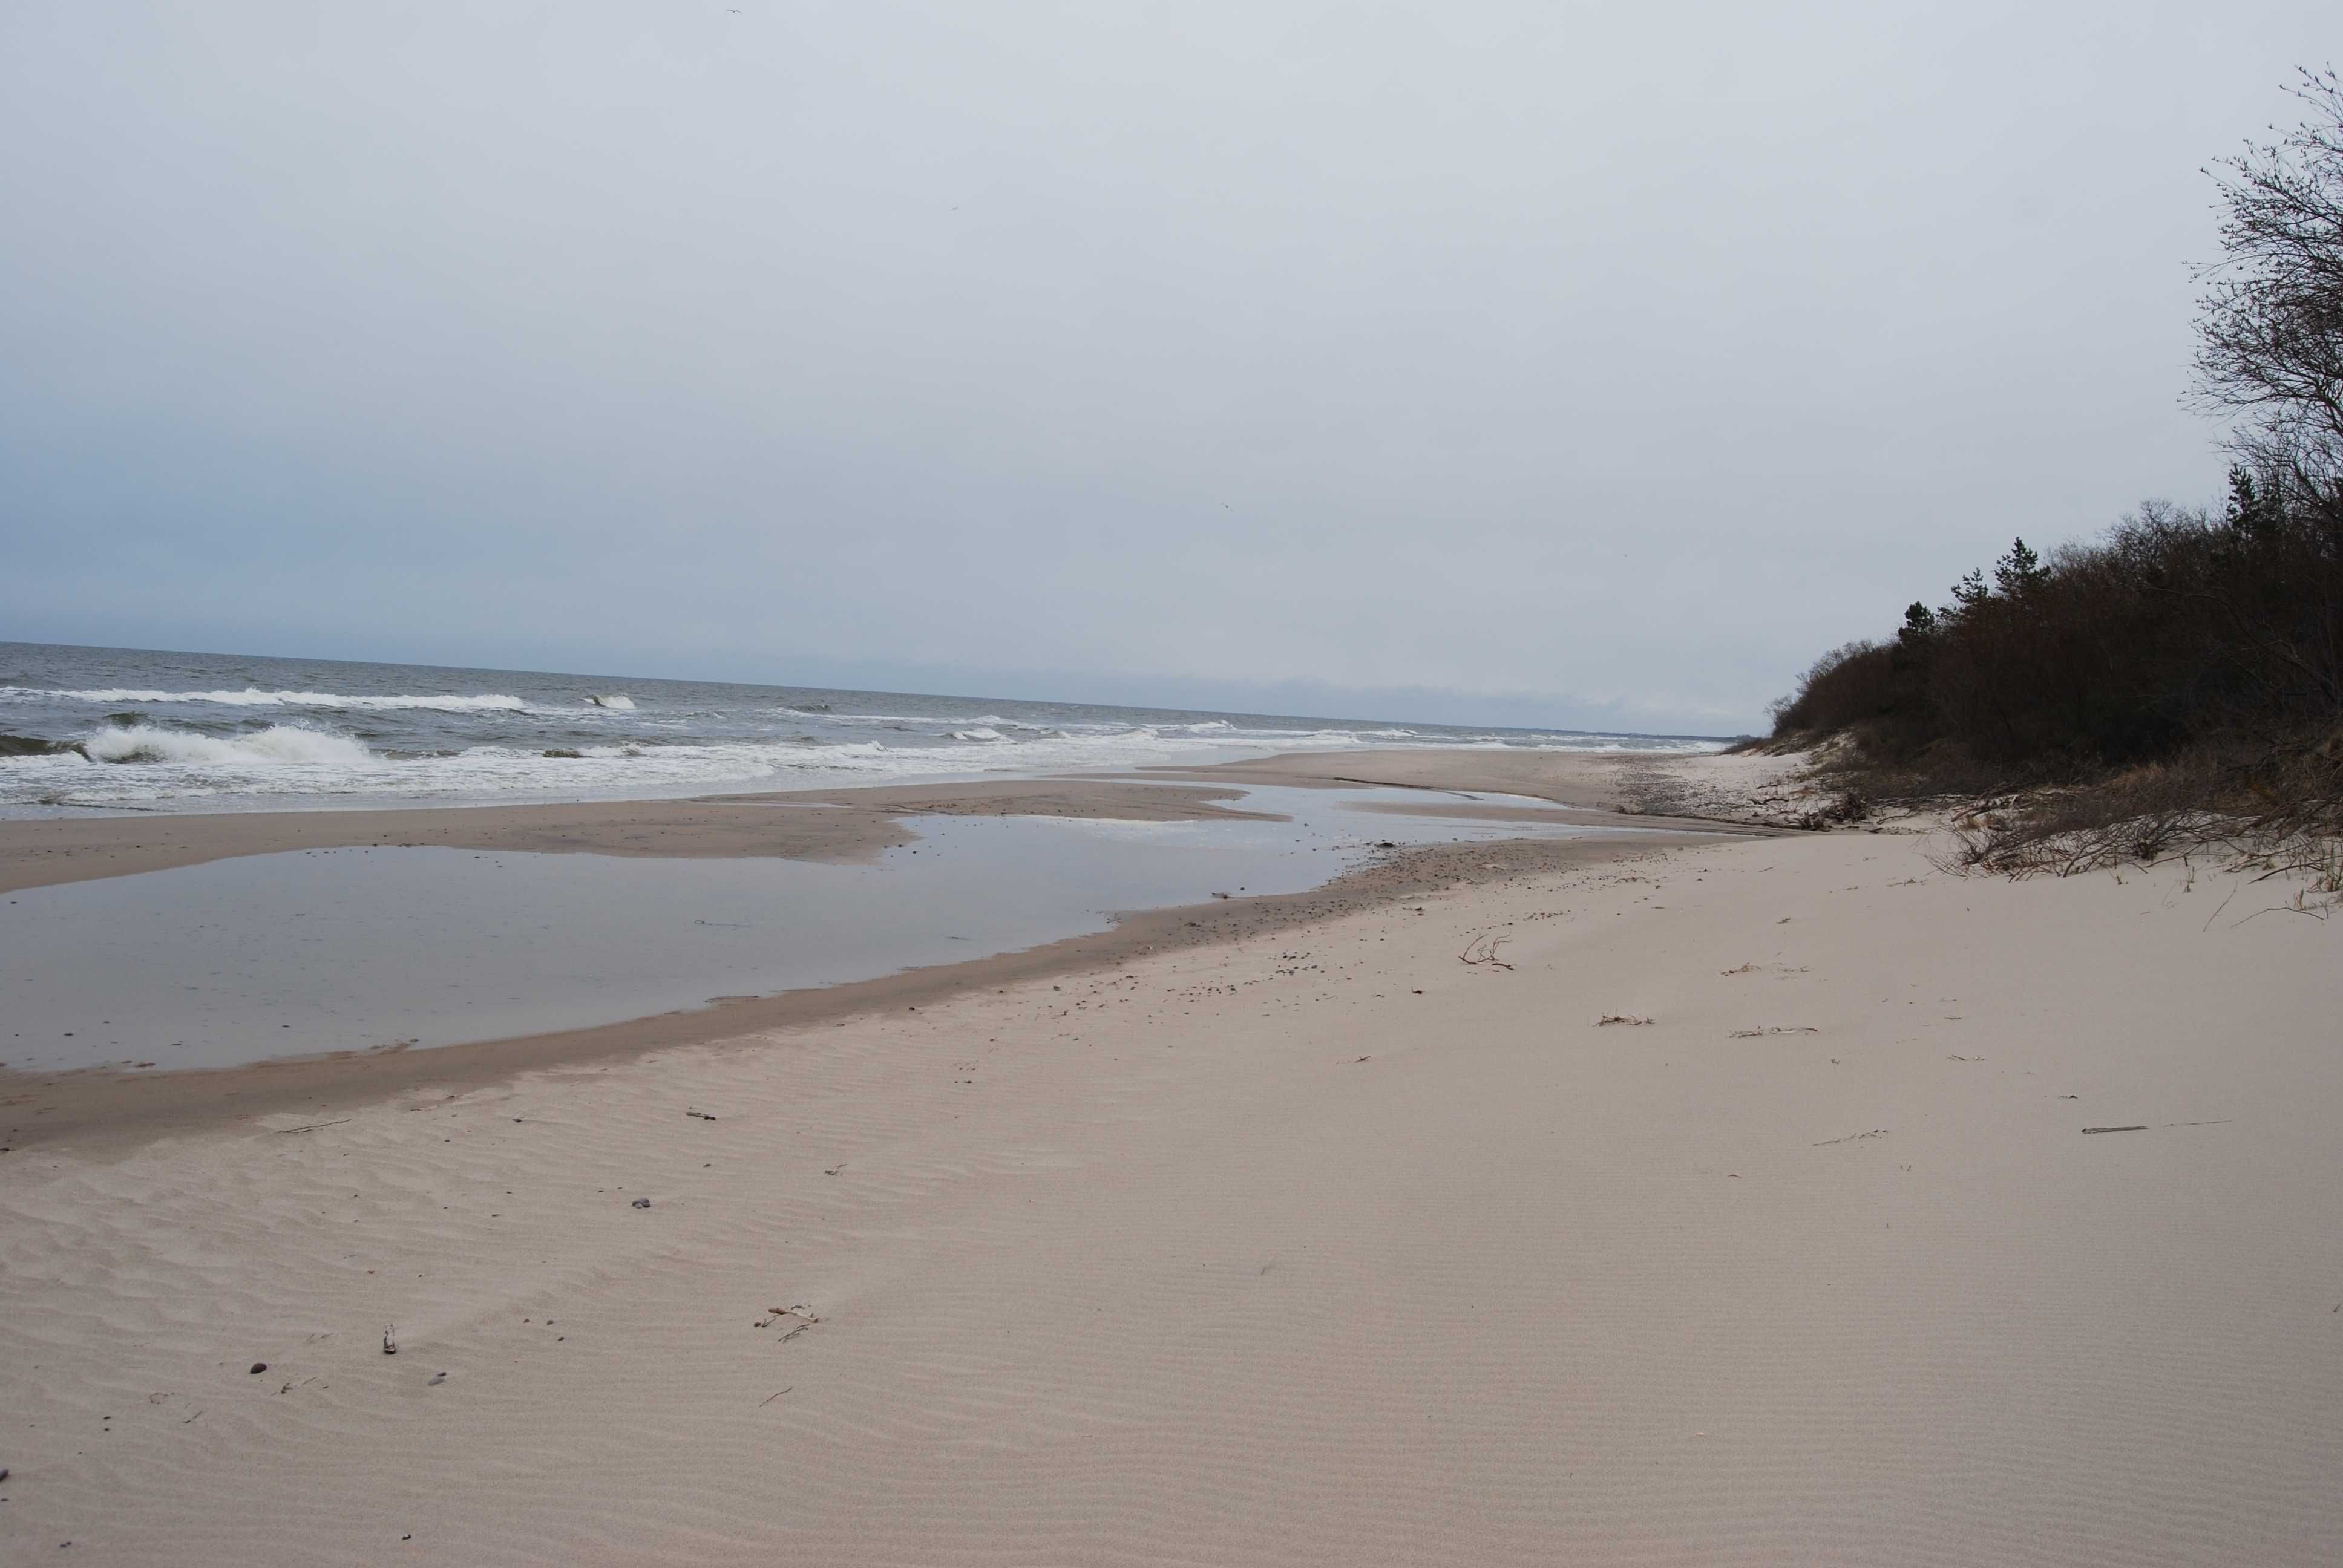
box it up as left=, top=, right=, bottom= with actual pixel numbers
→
left=1, top=785, right=1627, bottom=1072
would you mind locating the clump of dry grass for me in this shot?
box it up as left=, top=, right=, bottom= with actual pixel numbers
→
left=1934, top=734, right=2343, bottom=911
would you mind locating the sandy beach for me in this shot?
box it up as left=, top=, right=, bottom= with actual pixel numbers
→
left=15, top=6, right=2341, bottom=1560
left=3, top=748, right=2339, bottom=1564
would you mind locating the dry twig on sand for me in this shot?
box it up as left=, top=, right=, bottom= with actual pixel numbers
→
left=1458, top=932, right=1515, bottom=970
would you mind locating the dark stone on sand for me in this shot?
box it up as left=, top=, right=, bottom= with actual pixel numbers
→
left=632, top=1197, right=652, bottom=1208
left=248, top=1362, right=267, bottom=1374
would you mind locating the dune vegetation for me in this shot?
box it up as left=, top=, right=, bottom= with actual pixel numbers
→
left=1765, top=71, right=2343, bottom=898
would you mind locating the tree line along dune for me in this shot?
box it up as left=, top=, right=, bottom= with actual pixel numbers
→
left=1758, top=69, right=2343, bottom=902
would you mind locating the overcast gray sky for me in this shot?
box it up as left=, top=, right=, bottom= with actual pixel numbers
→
left=1, top=3, right=2332, bottom=732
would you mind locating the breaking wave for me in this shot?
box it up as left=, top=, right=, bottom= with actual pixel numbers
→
left=0, top=652, right=1729, bottom=812
left=815, top=710, right=1016, bottom=728
left=23, top=687, right=532, bottom=714
left=80, top=722, right=374, bottom=766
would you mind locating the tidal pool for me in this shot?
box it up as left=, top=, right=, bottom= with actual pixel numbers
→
left=0, top=784, right=1647, bottom=1073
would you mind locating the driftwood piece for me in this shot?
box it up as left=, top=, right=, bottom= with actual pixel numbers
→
left=1458, top=932, right=1515, bottom=970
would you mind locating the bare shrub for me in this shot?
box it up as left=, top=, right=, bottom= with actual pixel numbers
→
left=1936, top=733, right=2342, bottom=909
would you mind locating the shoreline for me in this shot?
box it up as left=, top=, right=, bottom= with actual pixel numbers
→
left=0, top=747, right=1768, bottom=898
left=0, top=750, right=1773, bottom=1150
left=0, top=777, right=1281, bottom=897
left=2, top=829, right=1711, bottom=1152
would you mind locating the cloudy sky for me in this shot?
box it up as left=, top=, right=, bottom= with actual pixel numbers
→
left=1, top=3, right=2332, bottom=732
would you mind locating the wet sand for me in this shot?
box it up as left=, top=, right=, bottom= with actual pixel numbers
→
left=1137, top=746, right=1651, bottom=808
left=2, top=781, right=1674, bottom=1073
left=0, top=754, right=1747, bottom=1147
left=0, top=750, right=1769, bottom=898
left=0, top=779, right=1282, bottom=896
left=1, top=829, right=1707, bottom=1151
left=1136, top=744, right=1810, bottom=825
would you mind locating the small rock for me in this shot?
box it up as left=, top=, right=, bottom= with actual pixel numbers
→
left=248, top=1362, right=267, bottom=1375
left=427, top=1373, right=447, bottom=1386
left=632, top=1197, right=652, bottom=1209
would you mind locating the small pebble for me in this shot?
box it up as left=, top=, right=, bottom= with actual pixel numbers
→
left=248, top=1362, right=267, bottom=1374
left=632, top=1197, right=652, bottom=1209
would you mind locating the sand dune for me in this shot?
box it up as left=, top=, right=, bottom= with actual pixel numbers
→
left=3, top=754, right=2339, bottom=1563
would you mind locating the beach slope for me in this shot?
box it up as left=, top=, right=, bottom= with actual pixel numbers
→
left=2, top=753, right=2338, bottom=1564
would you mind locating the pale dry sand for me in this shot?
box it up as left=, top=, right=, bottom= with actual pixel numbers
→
left=4, top=751, right=2339, bottom=1564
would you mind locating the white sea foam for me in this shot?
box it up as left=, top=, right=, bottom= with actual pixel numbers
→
left=80, top=722, right=373, bottom=766
left=4, top=724, right=1238, bottom=808
left=0, top=681, right=1722, bottom=812
left=30, top=687, right=533, bottom=714
left=815, top=710, right=1015, bottom=729
left=586, top=693, right=637, bottom=710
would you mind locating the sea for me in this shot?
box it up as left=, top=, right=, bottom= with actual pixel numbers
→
left=0, top=641, right=1723, bottom=817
